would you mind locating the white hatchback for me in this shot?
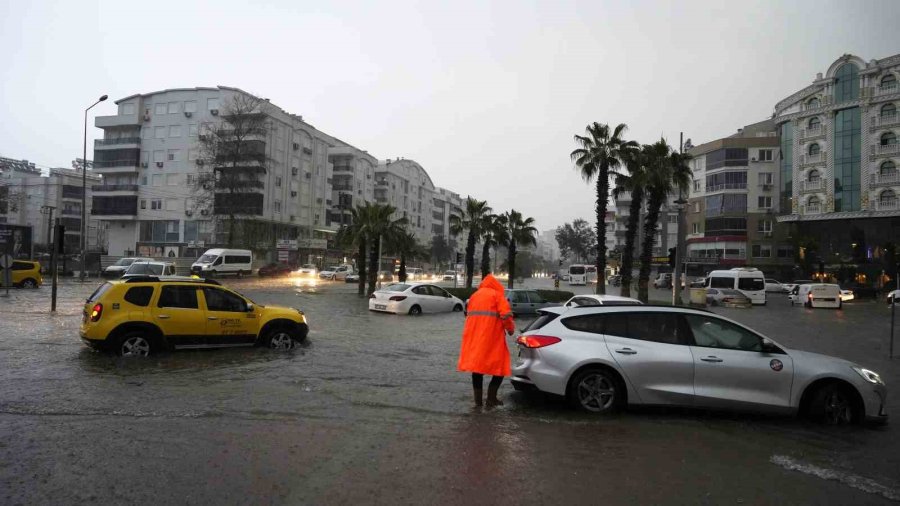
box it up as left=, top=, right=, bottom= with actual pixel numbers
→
left=368, top=282, right=465, bottom=315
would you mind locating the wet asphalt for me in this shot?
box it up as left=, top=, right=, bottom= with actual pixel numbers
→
left=0, top=276, right=898, bottom=505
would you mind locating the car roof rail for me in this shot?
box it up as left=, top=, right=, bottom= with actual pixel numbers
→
left=124, top=276, right=160, bottom=283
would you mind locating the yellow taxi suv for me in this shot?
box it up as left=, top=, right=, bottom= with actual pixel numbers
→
left=80, top=276, right=309, bottom=357
left=0, top=260, right=42, bottom=288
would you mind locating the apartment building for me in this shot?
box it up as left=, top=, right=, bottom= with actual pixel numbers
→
left=92, top=86, right=371, bottom=256
left=0, top=158, right=100, bottom=251
left=684, top=120, right=793, bottom=276
left=773, top=53, right=900, bottom=264
left=612, top=193, right=679, bottom=261
left=432, top=186, right=464, bottom=251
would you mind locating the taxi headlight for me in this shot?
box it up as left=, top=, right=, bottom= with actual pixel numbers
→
left=852, top=366, right=884, bottom=385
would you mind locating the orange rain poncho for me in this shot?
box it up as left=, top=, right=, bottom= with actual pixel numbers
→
left=457, top=274, right=516, bottom=377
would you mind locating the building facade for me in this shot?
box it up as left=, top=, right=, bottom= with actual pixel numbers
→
left=685, top=120, right=793, bottom=276
left=774, top=53, right=900, bottom=277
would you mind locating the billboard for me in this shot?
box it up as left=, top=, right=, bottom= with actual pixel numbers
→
left=0, top=224, right=33, bottom=259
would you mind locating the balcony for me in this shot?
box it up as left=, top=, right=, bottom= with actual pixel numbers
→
left=333, top=184, right=354, bottom=191
left=872, top=171, right=900, bottom=187
left=798, top=125, right=826, bottom=140
left=95, top=113, right=141, bottom=128
left=94, top=137, right=141, bottom=148
left=801, top=204, right=823, bottom=215
left=873, top=83, right=899, bottom=98
left=876, top=199, right=899, bottom=211
left=800, top=96, right=833, bottom=111
left=92, top=159, right=141, bottom=172
left=92, top=184, right=139, bottom=192
left=799, top=179, right=825, bottom=192
left=705, top=183, right=747, bottom=192
left=871, top=112, right=900, bottom=130
left=798, top=152, right=826, bottom=165
left=332, top=165, right=354, bottom=173
left=375, top=180, right=389, bottom=187
left=214, top=180, right=264, bottom=191
left=874, top=143, right=900, bottom=156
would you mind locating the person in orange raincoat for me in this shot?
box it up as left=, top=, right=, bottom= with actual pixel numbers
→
left=457, top=273, right=516, bottom=407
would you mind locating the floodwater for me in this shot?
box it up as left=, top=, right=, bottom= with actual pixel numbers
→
left=0, top=277, right=898, bottom=504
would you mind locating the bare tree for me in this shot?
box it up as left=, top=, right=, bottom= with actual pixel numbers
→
left=192, top=94, right=272, bottom=248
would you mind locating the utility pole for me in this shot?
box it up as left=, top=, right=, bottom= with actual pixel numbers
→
left=40, top=205, right=56, bottom=252
left=50, top=219, right=61, bottom=312
left=673, top=132, right=687, bottom=306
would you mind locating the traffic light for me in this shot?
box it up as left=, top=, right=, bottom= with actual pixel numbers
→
left=455, top=252, right=462, bottom=263
left=558, top=259, right=563, bottom=266
left=668, top=247, right=676, bottom=268
left=56, top=224, right=66, bottom=254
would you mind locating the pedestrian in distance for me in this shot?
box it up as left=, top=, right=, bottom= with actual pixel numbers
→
left=457, top=273, right=516, bottom=407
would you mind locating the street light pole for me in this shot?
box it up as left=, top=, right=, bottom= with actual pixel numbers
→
left=81, top=94, right=108, bottom=281
left=673, top=132, right=687, bottom=305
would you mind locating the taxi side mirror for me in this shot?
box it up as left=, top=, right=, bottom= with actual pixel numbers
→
left=246, top=303, right=254, bottom=312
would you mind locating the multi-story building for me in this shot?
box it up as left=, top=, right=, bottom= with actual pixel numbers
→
left=432, top=186, right=464, bottom=251
left=0, top=158, right=100, bottom=252
left=685, top=120, right=793, bottom=276
left=91, top=86, right=372, bottom=257
left=612, top=193, right=679, bottom=263
left=774, top=53, right=900, bottom=268
left=327, top=144, right=377, bottom=228
left=374, top=158, right=446, bottom=246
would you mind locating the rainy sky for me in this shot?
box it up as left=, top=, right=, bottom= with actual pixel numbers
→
left=2, top=0, right=899, bottom=231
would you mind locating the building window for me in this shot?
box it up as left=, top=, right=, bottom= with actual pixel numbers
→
left=167, top=150, right=179, bottom=162
left=155, top=103, right=167, bottom=115
left=758, top=196, right=772, bottom=209
left=808, top=117, right=821, bottom=129
left=140, top=199, right=146, bottom=209
left=189, top=124, right=198, bottom=137
left=275, top=176, right=282, bottom=187
left=807, top=97, right=820, bottom=109
left=751, top=245, right=772, bottom=258
left=881, top=189, right=897, bottom=206
left=153, top=150, right=164, bottom=163
left=807, top=196, right=821, bottom=211
left=122, top=103, right=135, bottom=116
left=777, top=246, right=793, bottom=258
left=169, top=125, right=181, bottom=137
left=705, top=171, right=747, bottom=191
left=141, top=151, right=150, bottom=164
left=881, top=103, right=896, bottom=117
left=691, top=223, right=700, bottom=234
left=692, top=202, right=700, bottom=213
left=883, top=74, right=898, bottom=87
left=757, top=220, right=772, bottom=233
left=705, top=148, right=748, bottom=170
left=758, top=173, right=773, bottom=185
left=834, top=63, right=860, bottom=103
left=186, top=174, right=196, bottom=185
left=667, top=214, right=677, bottom=224
left=881, top=132, right=897, bottom=146
left=881, top=161, right=897, bottom=176
left=141, top=176, right=147, bottom=185
left=274, top=201, right=282, bottom=213
left=154, top=126, right=166, bottom=139
left=168, top=102, right=180, bottom=114
left=808, top=169, right=820, bottom=182
left=705, top=194, right=747, bottom=217
left=151, top=199, right=162, bottom=210
left=184, top=101, right=197, bottom=113
left=207, top=98, right=219, bottom=110
left=808, top=143, right=820, bottom=156
left=692, top=179, right=700, bottom=192
left=758, top=149, right=773, bottom=161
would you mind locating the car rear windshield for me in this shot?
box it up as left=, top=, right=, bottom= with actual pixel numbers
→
left=737, top=277, right=765, bottom=291
left=128, top=264, right=162, bottom=275
left=523, top=312, right=559, bottom=332
left=384, top=283, right=411, bottom=292
left=87, top=282, right=112, bottom=303
left=569, top=266, right=585, bottom=275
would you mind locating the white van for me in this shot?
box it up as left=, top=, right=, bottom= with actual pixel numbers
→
left=568, top=265, right=587, bottom=285
left=191, top=249, right=253, bottom=277
left=791, top=283, right=842, bottom=309
left=705, top=267, right=766, bottom=305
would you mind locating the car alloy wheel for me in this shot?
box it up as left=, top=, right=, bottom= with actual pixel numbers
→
left=268, top=331, right=295, bottom=351
left=573, top=370, right=617, bottom=413
left=22, top=278, right=37, bottom=288
left=120, top=335, right=151, bottom=357
left=822, top=390, right=853, bottom=425
left=453, top=304, right=463, bottom=312
left=408, top=305, right=422, bottom=315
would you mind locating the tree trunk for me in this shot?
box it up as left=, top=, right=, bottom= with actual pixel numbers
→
left=619, top=187, right=643, bottom=298
left=367, top=237, right=379, bottom=296
left=507, top=242, right=517, bottom=289
left=399, top=252, right=407, bottom=282
left=357, top=238, right=367, bottom=297
left=465, top=230, right=476, bottom=288
left=480, top=240, right=491, bottom=277
left=637, top=195, right=663, bottom=303
left=595, top=171, right=608, bottom=294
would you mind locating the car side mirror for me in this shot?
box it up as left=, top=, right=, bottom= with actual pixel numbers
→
left=246, top=303, right=254, bottom=312
left=761, top=338, right=778, bottom=353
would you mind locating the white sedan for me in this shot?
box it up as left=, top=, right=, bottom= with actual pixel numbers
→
left=369, top=282, right=465, bottom=315
left=839, top=288, right=855, bottom=302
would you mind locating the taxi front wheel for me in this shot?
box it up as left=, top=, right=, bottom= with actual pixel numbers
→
left=117, top=331, right=155, bottom=357
left=265, top=328, right=297, bottom=351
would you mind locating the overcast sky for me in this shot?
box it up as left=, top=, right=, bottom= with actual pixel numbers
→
left=2, top=0, right=899, bottom=232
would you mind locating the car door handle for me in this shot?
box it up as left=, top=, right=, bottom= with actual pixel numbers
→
left=207, top=316, right=218, bottom=320
left=615, top=348, right=637, bottom=355
left=701, top=356, right=723, bottom=363
left=157, top=315, right=170, bottom=319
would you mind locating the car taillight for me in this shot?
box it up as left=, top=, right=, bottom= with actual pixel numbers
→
left=90, top=303, right=103, bottom=322
left=389, top=295, right=407, bottom=301
left=808, top=293, right=813, bottom=300
left=516, top=335, right=561, bottom=348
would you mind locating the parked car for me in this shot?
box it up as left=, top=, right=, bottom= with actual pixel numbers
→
left=608, top=274, right=621, bottom=287
left=121, top=261, right=176, bottom=278
left=888, top=289, right=900, bottom=305
left=705, top=288, right=752, bottom=307
left=689, top=277, right=707, bottom=288
left=765, top=279, right=786, bottom=293
left=442, top=270, right=459, bottom=281
left=80, top=277, right=308, bottom=356
left=706, top=268, right=766, bottom=305
left=104, top=257, right=153, bottom=277
left=505, top=289, right=557, bottom=315
left=839, top=288, right=855, bottom=302
left=652, top=273, right=672, bottom=288
left=345, top=273, right=360, bottom=283
left=378, top=271, right=393, bottom=282
left=296, top=264, right=317, bottom=277
left=368, top=282, right=465, bottom=315
left=319, top=265, right=353, bottom=281
left=511, top=305, right=887, bottom=424
left=0, top=260, right=42, bottom=288
left=258, top=263, right=293, bottom=277
left=563, top=294, right=642, bottom=308
left=190, top=248, right=253, bottom=278
left=791, top=283, right=842, bottom=309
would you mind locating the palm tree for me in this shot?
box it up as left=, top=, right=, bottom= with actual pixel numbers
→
left=449, top=197, right=492, bottom=288
left=479, top=214, right=503, bottom=278
left=339, top=204, right=370, bottom=297
left=571, top=122, right=638, bottom=294
left=612, top=145, right=646, bottom=298
left=356, top=203, right=407, bottom=296
left=390, top=230, right=419, bottom=282
left=636, top=139, right=690, bottom=302
left=500, top=210, right=537, bottom=289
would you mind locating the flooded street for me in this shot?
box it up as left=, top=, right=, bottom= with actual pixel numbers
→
left=1, top=278, right=898, bottom=504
